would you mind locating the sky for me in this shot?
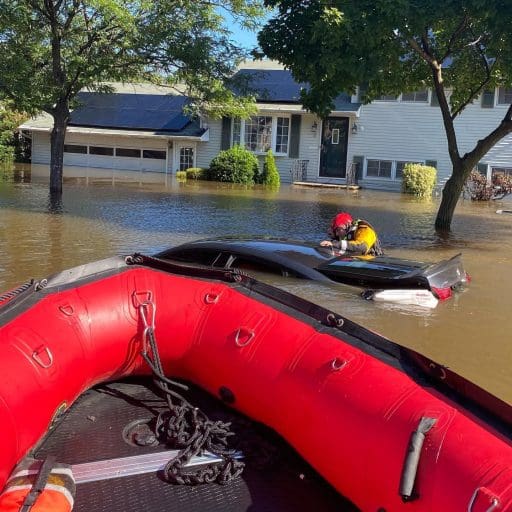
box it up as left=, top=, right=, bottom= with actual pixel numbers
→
left=230, top=24, right=260, bottom=50
left=222, top=9, right=274, bottom=51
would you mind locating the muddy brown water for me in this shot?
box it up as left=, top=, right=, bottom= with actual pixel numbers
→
left=1, top=164, right=511, bottom=404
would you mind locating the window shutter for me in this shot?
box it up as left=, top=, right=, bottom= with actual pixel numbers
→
left=220, top=117, right=232, bottom=150
left=430, top=89, right=439, bottom=107
left=481, top=89, right=495, bottom=108
left=477, top=163, right=488, bottom=175
left=358, top=84, right=368, bottom=103
left=353, top=155, right=364, bottom=179
left=425, top=160, right=437, bottom=169
left=289, top=114, right=301, bottom=158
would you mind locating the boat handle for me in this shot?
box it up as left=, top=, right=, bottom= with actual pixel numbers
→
left=234, top=327, right=255, bottom=347
left=204, top=293, right=219, bottom=304
left=32, top=346, right=54, bottom=369
left=399, top=416, right=436, bottom=501
left=331, top=358, right=346, bottom=371
left=468, top=488, right=500, bottom=512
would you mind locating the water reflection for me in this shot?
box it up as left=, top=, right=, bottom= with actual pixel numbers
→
left=1, top=164, right=512, bottom=403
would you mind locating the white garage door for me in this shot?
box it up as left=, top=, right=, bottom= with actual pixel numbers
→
left=63, top=144, right=168, bottom=173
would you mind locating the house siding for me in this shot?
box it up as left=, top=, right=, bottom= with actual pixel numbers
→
left=32, top=132, right=51, bottom=165
left=25, top=86, right=512, bottom=190
left=350, top=95, right=512, bottom=189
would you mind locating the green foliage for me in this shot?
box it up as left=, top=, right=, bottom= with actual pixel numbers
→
left=401, top=163, right=437, bottom=198
left=0, top=101, right=29, bottom=163
left=258, top=1, right=512, bottom=229
left=176, top=170, right=187, bottom=181
left=208, top=145, right=259, bottom=184
left=0, top=0, right=265, bottom=190
left=185, top=167, right=207, bottom=180
left=260, top=150, right=280, bottom=187
left=0, top=145, right=14, bottom=164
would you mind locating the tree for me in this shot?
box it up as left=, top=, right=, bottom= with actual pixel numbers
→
left=0, top=0, right=264, bottom=194
left=258, top=0, right=512, bottom=231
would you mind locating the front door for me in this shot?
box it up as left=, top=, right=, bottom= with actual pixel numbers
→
left=319, top=117, right=348, bottom=178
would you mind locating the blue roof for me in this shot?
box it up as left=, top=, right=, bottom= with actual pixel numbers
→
left=233, top=69, right=360, bottom=111
left=69, top=92, right=193, bottom=132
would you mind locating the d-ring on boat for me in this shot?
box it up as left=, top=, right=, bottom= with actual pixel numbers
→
left=0, top=254, right=510, bottom=511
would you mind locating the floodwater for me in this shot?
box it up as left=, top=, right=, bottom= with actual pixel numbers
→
left=1, top=164, right=511, bottom=404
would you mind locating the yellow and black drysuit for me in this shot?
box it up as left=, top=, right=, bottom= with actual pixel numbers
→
left=331, top=220, right=383, bottom=256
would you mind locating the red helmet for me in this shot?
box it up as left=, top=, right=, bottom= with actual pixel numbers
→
left=331, top=212, right=353, bottom=231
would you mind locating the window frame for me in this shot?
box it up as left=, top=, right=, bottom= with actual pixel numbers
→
left=142, top=149, right=167, bottom=160
left=64, top=144, right=88, bottom=154
left=364, top=159, right=425, bottom=180
left=178, top=146, right=195, bottom=171
left=497, top=87, right=512, bottom=105
left=231, top=115, right=291, bottom=156
left=400, top=90, right=429, bottom=103
left=115, top=147, right=142, bottom=158
left=89, top=146, right=114, bottom=156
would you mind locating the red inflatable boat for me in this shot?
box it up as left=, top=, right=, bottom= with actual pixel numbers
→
left=0, top=254, right=511, bottom=511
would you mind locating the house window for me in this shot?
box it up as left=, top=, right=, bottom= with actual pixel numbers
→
left=376, top=94, right=398, bottom=101
left=275, top=117, right=290, bottom=154
left=64, top=144, right=87, bottom=154
left=90, top=146, right=114, bottom=156
left=179, top=147, right=194, bottom=170
left=142, top=149, right=166, bottom=160
left=401, top=90, right=428, bottom=102
left=396, top=161, right=421, bottom=178
left=492, top=167, right=512, bottom=177
left=232, top=118, right=241, bottom=146
left=245, top=116, right=272, bottom=152
left=231, top=116, right=290, bottom=155
left=497, top=88, right=512, bottom=105
left=116, top=148, right=141, bottom=158
left=366, top=159, right=392, bottom=178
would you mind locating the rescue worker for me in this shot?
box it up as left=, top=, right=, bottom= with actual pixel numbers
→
left=320, top=211, right=383, bottom=256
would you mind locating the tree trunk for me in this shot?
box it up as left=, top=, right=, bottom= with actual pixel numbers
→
left=49, top=105, right=69, bottom=194
left=435, top=162, right=471, bottom=232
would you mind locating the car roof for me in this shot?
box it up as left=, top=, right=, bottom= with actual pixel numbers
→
left=156, top=237, right=431, bottom=283
left=157, top=237, right=335, bottom=281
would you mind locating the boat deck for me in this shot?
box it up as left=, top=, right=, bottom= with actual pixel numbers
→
left=34, top=378, right=358, bottom=512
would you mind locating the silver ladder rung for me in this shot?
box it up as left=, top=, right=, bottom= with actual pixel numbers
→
left=72, top=449, right=243, bottom=484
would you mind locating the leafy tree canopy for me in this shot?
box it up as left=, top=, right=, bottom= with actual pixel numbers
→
left=258, top=0, right=512, bottom=118
left=258, top=1, right=512, bottom=230
left=0, top=0, right=265, bottom=117
left=0, top=0, right=265, bottom=191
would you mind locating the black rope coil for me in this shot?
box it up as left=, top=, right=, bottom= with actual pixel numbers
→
left=142, top=322, right=244, bottom=485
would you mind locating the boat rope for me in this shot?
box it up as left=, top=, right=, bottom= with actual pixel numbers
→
left=137, top=298, right=245, bottom=485
left=0, top=280, right=34, bottom=306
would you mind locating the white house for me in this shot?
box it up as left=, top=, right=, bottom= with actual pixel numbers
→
left=20, top=61, right=512, bottom=189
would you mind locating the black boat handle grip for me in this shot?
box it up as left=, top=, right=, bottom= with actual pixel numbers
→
left=399, top=416, right=437, bottom=501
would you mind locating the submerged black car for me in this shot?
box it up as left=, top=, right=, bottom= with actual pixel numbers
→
left=156, top=238, right=469, bottom=306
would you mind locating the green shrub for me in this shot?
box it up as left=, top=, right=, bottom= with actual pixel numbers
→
left=401, top=163, right=437, bottom=198
left=260, top=150, right=280, bottom=187
left=185, top=167, right=207, bottom=180
left=176, top=170, right=187, bottom=181
left=0, top=145, right=14, bottom=164
left=208, top=145, right=258, bottom=184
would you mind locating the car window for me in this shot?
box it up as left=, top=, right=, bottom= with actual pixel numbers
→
left=229, top=256, right=300, bottom=278
left=162, top=248, right=221, bottom=266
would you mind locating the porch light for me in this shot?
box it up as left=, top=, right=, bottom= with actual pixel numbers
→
left=351, top=123, right=358, bottom=135
left=311, top=121, right=318, bottom=134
